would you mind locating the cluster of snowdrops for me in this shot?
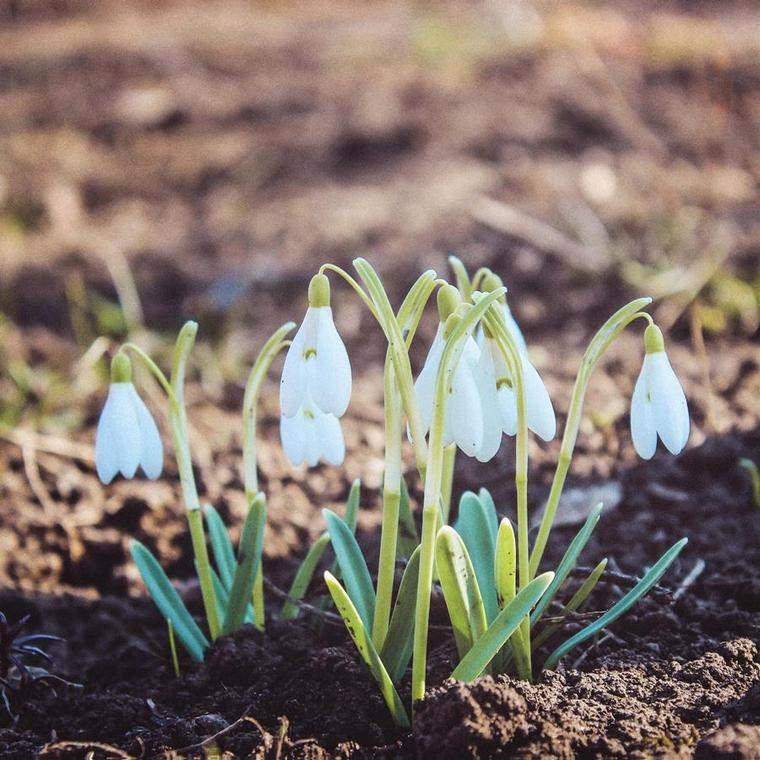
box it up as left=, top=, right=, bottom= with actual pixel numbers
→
left=95, top=257, right=689, bottom=726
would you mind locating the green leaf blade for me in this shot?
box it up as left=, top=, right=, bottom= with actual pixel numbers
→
left=131, top=540, right=209, bottom=662
left=203, top=504, right=237, bottom=592
left=531, top=502, right=603, bottom=625
left=435, top=526, right=488, bottom=661
left=380, top=546, right=421, bottom=683
left=544, top=538, right=688, bottom=670
left=222, top=493, right=267, bottom=634
left=455, top=491, right=498, bottom=623
left=324, top=508, right=376, bottom=632
left=451, top=572, right=554, bottom=682
left=280, top=534, right=331, bottom=621
left=325, top=572, right=410, bottom=727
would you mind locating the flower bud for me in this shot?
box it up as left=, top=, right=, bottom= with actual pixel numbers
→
left=308, top=273, right=331, bottom=308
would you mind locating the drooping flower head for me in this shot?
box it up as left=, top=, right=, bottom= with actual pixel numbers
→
left=95, top=353, right=163, bottom=484
left=415, top=285, right=485, bottom=458
left=476, top=278, right=556, bottom=445
left=280, top=273, right=352, bottom=419
left=630, top=324, right=689, bottom=460
left=280, top=392, right=345, bottom=468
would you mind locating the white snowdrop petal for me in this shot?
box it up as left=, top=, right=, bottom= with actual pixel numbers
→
left=109, top=383, right=141, bottom=479
left=311, top=307, right=352, bottom=417
left=649, top=353, right=690, bottom=455
left=630, top=362, right=657, bottom=460
left=497, top=385, right=517, bottom=436
left=304, top=414, right=322, bottom=468
left=523, top=359, right=556, bottom=441
left=318, top=412, right=346, bottom=466
left=414, top=325, right=445, bottom=435
left=280, top=412, right=306, bottom=467
left=504, top=305, right=528, bottom=356
left=129, top=386, right=163, bottom=480
left=475, top=345, right=503, bottom=462
left=95, top=391, right=120, bottom=484
left=280, top=317, right=309, bottom=418
left=450, top=361, right=483, bottom=457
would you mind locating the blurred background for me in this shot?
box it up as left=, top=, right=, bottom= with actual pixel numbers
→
left=0, top=0, right=758, bottom=595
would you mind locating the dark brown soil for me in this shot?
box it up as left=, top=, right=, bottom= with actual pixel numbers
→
left=0, top=0, right=759, bottom=757
left=0, top=430, right=755, bottom=758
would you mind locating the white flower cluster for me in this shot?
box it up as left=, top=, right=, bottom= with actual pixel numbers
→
left=93, top=270, right=690, bottom=484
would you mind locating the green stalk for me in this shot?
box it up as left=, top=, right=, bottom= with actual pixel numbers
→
left=440, top=444, right=457, bottom=525
left=241, top=321, right=295, bottom=629
left=242, top=323, right=295, bottom=500
left=353, top=258, right=430, bottom=476
left=372, top=355, right=403, bottom=649
left=484, top=306, right=532, bottom=679
left=411, top=289, right=505, bottom=706
left=373, top=272, right=439, bottom=649
left=168, top=321, right=220, bottom=640
left=528, top=298, right=652, bottom=578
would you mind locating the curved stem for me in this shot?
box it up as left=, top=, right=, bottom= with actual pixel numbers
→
left=486, top=305, right=532, bottom=679
left=121, top=343, right=175, bottom=401
left=372, top=354, right=403, bottom=649
left=319, top=264, right=380, bottom=321
left=528, top=301, right=652, bottom=578
left=168, top=321, right=220, bottom=640
left=242, top=323, right=295, bottom=500
left=241, top=321, right=295, bottom=631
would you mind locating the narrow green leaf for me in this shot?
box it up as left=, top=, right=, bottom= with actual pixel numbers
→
left=380, top=546, right=421, bottom=683
left=280, top=534, right=331, bottom=621
left=477, top=488, right=499, bottom=543
left=451, top=572, right=554, bottom=681
left=533, top=558, right=607, bottom=650
left=531, top=503, right=603, bottom=625
left=203, top=504, right=236, bottom=592
left=544, top=538, right=688, bottom=669
left=222, top=493, right=266, bottom=634
left=435, top=526, right=488, bottom=660
left=325, top=572, right=410, bottom=727
left=495, top=517, right=516, bottom=609
left=324, top=509, right=376, bottom=632
left=455, top=491, right=498, bottom=622
left=131, top=540, right=208, bottom=662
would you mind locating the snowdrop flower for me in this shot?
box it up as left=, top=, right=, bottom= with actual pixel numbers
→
left=280, top=393, right=345, bottom=467
left=280, top=273, right=351, bottom=419
left=480, top=334, right=556, bottom=444
left=95, top=354, right=163, bottom=484
left=414, top=286, right=484, bottom=457
left=630, top=324, right=689, bottom=460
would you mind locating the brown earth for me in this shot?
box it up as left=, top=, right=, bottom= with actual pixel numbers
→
left=0, top=0, right=758, bottom=757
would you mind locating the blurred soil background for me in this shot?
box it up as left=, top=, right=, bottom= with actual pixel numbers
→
left=0, top=0, right=758, bottom=756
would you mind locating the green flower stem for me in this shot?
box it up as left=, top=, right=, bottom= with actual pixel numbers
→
left=372, top=355, right=403, bottom=649
left=319, top=263, right=381, bottom=322
left=440, top=444, right=457, bottom=525
left=169, top=322, right=220, bottom=640
left=485, top=306, right=532, bottom=680
left=241, top=321, right=295, bottom=630
left=411, top=289, right=505, bottom=706
left=528, top=299, right=652, bottom=579
left=354, top=258, right=430, bottom=476
left=242, top=323, right=296, bottom=501
left=320, top=261, right=437, bottom=477
left=123, top=327, right=220, bottom=639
